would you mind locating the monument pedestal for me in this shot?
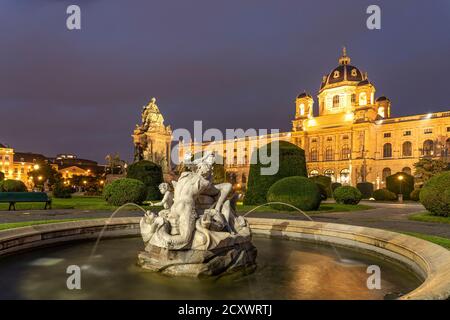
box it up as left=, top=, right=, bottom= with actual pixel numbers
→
left=137, top=241, right=257, bottom=277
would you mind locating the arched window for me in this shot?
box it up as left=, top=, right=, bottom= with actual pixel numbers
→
left=325, top=146, right=334, bottom=161
left=423, top=140, right=434, bottom=156
left=378, top=107, right=385, bottom=118
left=383, top=143, right=392, bottom=158
left=324, top=169, right=335, bottom=182
left=310, top=148, right=318, bottom=162
left=299, top=103, right=305, bottom=116
left=402, top=167, right=411, bottom=175
left=351, top=94, right=356, bottom=105
left=359, top=92, right=367, bottom=106
left=341, top=145, right=351, bottom=160
left=309, top=169, right=319, bottom=177
left=382, top=168, right=391, bottom=181
left=332, top=95, right=340, bottom=108
left=340, top=169, right=350, bottom=185
left=402, top=141, right=412, bottom=157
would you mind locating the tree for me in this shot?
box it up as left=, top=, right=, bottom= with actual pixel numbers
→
left=413, top=158, right=448, bottom=185
left=126, top=160, right=163, bottom=200
left=28, top=161, right=61, bottom=189
left=0, top=171, right=4, bottom=182
left=105, top=153, right=126, bottom=174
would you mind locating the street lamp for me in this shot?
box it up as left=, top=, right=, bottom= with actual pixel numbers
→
left=33, top=164, right=40, bottom=170
left=398, top=175, right=404, bottom=202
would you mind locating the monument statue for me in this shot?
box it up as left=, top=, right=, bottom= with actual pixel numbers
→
left=147, top=182, right=174, bottom=209
left=132, top=97, right=172, bottom=172
left=138, top=151, right=257, bottom=277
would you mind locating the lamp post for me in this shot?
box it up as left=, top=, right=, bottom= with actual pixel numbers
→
left=398, top=175, right=404, bottom=203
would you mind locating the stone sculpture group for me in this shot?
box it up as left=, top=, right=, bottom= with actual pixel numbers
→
left=138, top=152, right=257, bottom=277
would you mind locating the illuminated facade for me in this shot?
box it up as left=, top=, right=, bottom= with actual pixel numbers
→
left=179, top=48, right=450, bottom=188
left=0, top=144, right=41, bottom=188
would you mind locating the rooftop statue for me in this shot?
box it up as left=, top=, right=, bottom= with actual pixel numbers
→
left=138, top=151, right=257, bottom=277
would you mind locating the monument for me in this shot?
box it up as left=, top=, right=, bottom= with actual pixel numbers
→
left=138, top=151, right=257, bottom=277
left=132, top=97, right=172, bottom=173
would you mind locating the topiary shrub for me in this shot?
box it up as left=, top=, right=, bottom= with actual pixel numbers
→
left=386, top=172, right=414, bottom=200
left=309, top=175, right=332, bottom=199
left=244, top=141, right=307, bottom=205
left=103, top=178, right=147, bottom=206
left=419, top=171, right=450, bottom=217
left=0, top=179, right=27, bottom=192
left=331, top=182, right=342, bottom=192
left=314, top=183, right=328, bottom=200
left=52, top=182, right=72, bottom=198
left=356, top=182, right=374, bottom=199
left=333, top=186, right=362, bottom=205
left=373, top=188, right=397, bottom=201
left=267, top=176, right=321, bottom=211
left=410, top=188, right=421, bottom=202
left=126, top=160, right=163, bottom=200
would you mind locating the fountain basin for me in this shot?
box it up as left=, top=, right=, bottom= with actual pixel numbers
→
left=0, top=217, right=449, bottom=299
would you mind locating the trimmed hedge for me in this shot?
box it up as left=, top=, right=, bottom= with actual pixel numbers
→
left=419, top=171, right=450, bottom=217
left=103, top=178, right=147, bottom=206
left=356, top=182, right=374, bottom=199
left=373, top=188, right=397, bottom=201
left=410, top=189, right=421, bottom=202
left=127, top=160, right=163, bottom=200
left=244, top=141, right=307, bottom=205
left=331, top=182, right=342, bottom=192
left=52, top=182, right=72, bottom=198
left=0, top=179, right=27, bottom=192
left=333, top=186, right=362, bottom=205
left=309, top=175, right=332, bottom=199
left=386, top=172, right=414, bottom=200
left=267, top=176, right=321, bottom=211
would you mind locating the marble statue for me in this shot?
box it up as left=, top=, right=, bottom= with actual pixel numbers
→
left=138, top=151, right=257, bottom=277
left=147, top=182, right=174, bottom=209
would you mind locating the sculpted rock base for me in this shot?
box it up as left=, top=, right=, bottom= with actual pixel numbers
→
left=137, top=240, right=257, bottom=277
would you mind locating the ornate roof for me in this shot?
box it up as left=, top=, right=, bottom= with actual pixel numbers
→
left=320, top=47, right=365, bottom=91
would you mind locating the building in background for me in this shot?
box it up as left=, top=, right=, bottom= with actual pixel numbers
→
left=179, top=48, right=450, bottom=188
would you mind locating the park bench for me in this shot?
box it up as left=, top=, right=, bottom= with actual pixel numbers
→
left=0, top=192, right=52, bottom=211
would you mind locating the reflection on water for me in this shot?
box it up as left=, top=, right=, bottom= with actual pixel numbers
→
left=0, top=236, right=421, bottom=300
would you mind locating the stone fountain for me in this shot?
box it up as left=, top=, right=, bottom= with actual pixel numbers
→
left=138, top=152, right=257, bottom=277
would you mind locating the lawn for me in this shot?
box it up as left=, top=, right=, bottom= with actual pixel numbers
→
left=0, top=196, right=373, bottom=214
left=408, top=211, right=450, bottom=224
left=0, top=196, right=147, bottom=211
left=400, top=231, right=450, bottom=250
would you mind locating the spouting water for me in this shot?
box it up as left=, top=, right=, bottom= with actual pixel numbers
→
left=242, top=201, right=350, bottom=264
left=89, top=202, right=147, bottom=259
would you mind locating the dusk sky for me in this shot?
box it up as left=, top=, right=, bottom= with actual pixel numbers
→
left=1, top=0, right=449, bottom=163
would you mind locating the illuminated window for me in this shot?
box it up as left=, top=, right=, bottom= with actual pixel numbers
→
left=422, top=140, right=434, bottom=156
left=382, top=168, right=391, bottom=181
left=383, top=143, right=392, bottom=158
left=324, top=169, right=335, bottom=181
left=402, top=141, right=412, bottom=157
left=340, top=169, right=350, bottom=184
left=310, top=169, right=319, bottom=177
left=351, top=69, right=357, bottom=77
left=333, top=71, right=340, bottom=78
left=332, top=95, right=340, bottom=108
left=351, top=94, right=356, bottom=105
left=403, top=131, right=411, bottom=136
left=359, top=92, right=367, bottom=106
left=310, top=148, right=318, bottom=162
left=424, top=128, right=432, bottom=134
left=299, top=103, right=305, bottom=116
left=384, top=133, right=391, bottom=138
left=378, top=107, right=385, bottom=118
left=325, top=147, right=334, bottom=161
left=341, top=145, right=351, bottom=160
